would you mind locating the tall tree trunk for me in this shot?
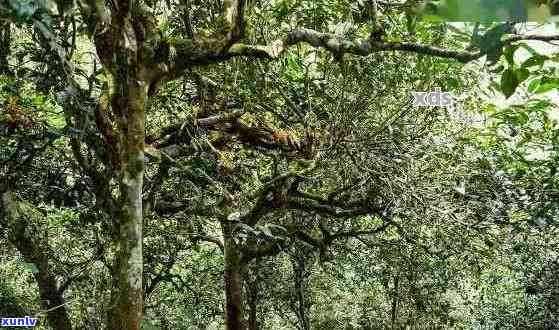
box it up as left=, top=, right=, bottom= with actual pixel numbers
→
left=110, top=76, right=148, bottom=330
left=35, top=269, right=73, bottom=330
left=246, top=269, right=259, bottom=330
left=223, top=222, right=246, bottom=330
left=390, top=272, right=400, bottom=329
left=247, top=291, right=258, bottom=330
left=293, top=255, right=310, bottom=330
left=92, top=8, right=152, bottom=327
left=0, top=22, right=10, bottom=74
left=1, top=190, right=73, bottom=330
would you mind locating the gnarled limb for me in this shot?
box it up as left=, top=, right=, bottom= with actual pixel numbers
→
left=149, top=110, right=310, bottom=157
left=226, top=28, right=482, bottom=63
left=167, top=27, right=559, bottom=76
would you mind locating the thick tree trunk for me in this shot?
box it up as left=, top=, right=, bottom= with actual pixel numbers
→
left=223, top=223, right=246, bottom=330
left=0, top=22, right=10, bottom=74
left=110, top=78, right=148, bottom=330
left=89, top=9, right=149, bottom=327
left=246, top=270, right=259, bottom=330
left=1, top=190, right=73, bottom=330
left=247, top=286, right=258, bottom=330
left=35, top=270, right=73, bottom=330
left=293, top=256, right=309, bottom=330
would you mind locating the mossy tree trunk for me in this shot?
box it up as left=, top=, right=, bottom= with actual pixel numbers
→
left=91, top=8, right=150, bottom=327
left=110, top=78, right=147, bottom=330
left=0, top=22, right=10, bottom=74
left=222, top=221, right=247, bottom=330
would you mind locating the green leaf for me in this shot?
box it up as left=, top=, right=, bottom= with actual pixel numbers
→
left=526, top=99, right=552, bottom=111
left=489, top=64, right=505, bottom=74
left=515, top=68, right=530, bottom=85
left=500, top=68, right=518, bottom=98
left=517, top=43, right=538, bottom=56
left=521, top=55, right=548, bottom=69
left=534, top=82, right=558, bottom=94
left=516, top=111, right=529, bottom=126
left=445, top=77, right=460, bottom=89
left=527, top=78, right=541, bottom=93
left=529, top=77, right=559, bottom=94
left=503, top=44, right=517, bottom=65
left=23, top=262, right=39, bottom=274
left=473, top=23, right=514, bottom=65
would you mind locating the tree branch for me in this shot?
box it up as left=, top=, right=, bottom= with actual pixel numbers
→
left=241, top=240, right=285, bottom=263
left=166, top=26, right=480, bottom=80
left=285, top=196, right=378, bottom=218
left=77, top=0, right=111, bottom=35
left=148, top=110, right=309, bottom=157
left=226, top=30, right=559, bottom=64
left=504, top=33, right=559, bottom=43
left=226, top=28, right=481, bottom=63
left=152, top=200, right=217, bottom=218
left=193, top=235, right=225, bottom=252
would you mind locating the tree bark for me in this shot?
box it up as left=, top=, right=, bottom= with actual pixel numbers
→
left=293, top=255, right=310, bottom=330
left=0, top=22, right=10, bottom=74
left=1, top=190, right=73, bottom=330
left=35, top=270, right=73, bottom=330
left=246, top=270, right=259, bottom=330
left=390, top=272, right=400, bottom=329
left=83, top=4, right=150, bottom=327
left=222, top=222, right=246, bottom=330
left=110, top=76, right=148, bottom=330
